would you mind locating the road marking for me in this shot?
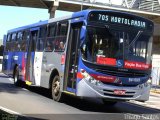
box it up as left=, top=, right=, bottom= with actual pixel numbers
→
left=146, top=104, right=157, bottom=108
left=0, top=106, right=21, bottom=115
left=9, top=78, right=13, bottom=82
left=147, top=101, right=157, bottom=103
left=8, top=77, right=29, bottom=92
left=22, top=88, right=29, bottom=91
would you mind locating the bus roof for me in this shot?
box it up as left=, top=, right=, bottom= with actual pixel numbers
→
left=50, top=9, right=154, bottom=26
left=48, top=10, right=90, bottom=23
left=7, top=20, right=48, bottom=33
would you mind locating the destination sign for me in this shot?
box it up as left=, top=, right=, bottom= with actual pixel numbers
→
left=88, top=12, right=147, bottom=28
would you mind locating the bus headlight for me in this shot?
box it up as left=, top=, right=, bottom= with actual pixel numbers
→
left=80, top=69, right=102, bottom=86
left=144, top=82, right=150, bottom=87
left=144, top=77, right=152, bottom=87
left=144, top=80, right=151, bottom=87
left=139, top=80, right=151, bottom=89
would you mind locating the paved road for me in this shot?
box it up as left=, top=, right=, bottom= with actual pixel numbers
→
left=0, top=73, right=160, bottom=120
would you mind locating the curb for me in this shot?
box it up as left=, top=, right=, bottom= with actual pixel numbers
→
left=150, top=90, right=160, bottom=94
left=150, top=90, right=160, bottom=97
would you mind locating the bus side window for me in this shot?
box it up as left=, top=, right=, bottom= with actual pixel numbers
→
left=54, top=22, right=68, bottom=52
left=37, top=26, right=47, bottom=51
left=57, top=22, right=68, bottom=36
left=11, top=33, right=17, bottom=41
left=7, top=34, right=11, bottom=42
left=17, top=32, right=23, bottom=41
left=11, top=33, right=17, bottom=51
left=45, top=24, right=56, bottom=52
left=6, top=34, right=11, bottom=51
left=17, top=32, right=23, bottom=51
left=21, top=31, right=27, bottom=52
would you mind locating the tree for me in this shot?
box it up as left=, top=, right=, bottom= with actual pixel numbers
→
left=0, top=45, right=4, bottom=56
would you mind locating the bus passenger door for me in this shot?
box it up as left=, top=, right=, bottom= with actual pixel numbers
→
left=26, top=29, right=38, bottom=85
left=64, top=24, right=81, bottom=93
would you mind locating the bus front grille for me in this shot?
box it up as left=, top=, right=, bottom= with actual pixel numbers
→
left=103, top=93, right=134, bottom=98
left=102, top=89, right=135, bottom=98
left=94, top=68, right=146, bottom=78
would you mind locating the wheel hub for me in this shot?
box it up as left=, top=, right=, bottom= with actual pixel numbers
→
left=53, top=80, right=60, bottom=96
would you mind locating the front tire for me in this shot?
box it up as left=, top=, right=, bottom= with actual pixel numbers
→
left=51, top=75, right=64, bottom=102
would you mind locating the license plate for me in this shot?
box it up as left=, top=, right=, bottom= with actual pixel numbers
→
left=114, top=89, right=126, bottom=95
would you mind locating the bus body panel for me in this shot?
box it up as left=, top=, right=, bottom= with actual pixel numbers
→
left=3, top=51, right=12, bottom=75
left=40, top=52, right=64, bottom=89
left=3, top=51, right=25, bottom=79
left=76, top=78, right=150, bottom=101
left=21, top=52, right=26, bottom=81
left=34, top=52, right=43, bottom=86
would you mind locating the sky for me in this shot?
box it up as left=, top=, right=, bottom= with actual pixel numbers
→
left=0, top=5, right=72, bottom=42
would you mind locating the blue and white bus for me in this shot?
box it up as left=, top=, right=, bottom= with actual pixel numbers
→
left=3, top=10, right=154, bottom=104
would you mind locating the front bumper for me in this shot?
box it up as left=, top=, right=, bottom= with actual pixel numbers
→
left=77, top=79, right=150, bottom=101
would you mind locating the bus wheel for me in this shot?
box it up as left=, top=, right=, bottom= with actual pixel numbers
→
left=14, top=67, right=20, bottom=86
left=51, top=75, right=64, bottom=102
left=102, top=99, right=117, bottom=106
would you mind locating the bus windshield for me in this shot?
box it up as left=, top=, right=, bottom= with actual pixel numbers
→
left=81, top=26, right=152, bottom=67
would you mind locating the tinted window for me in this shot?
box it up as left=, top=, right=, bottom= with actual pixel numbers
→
left=6, top=34, right=11, bottom=51
left=48, top=24, right=56, bottom=37
left=39, top=26, right=46, bottom=38
left=21, top=31, right=29, bottom=51
left=36, top=26, right=47, bottom=51
left=11, top=33, right=17, bottom=41
left=54, top=22, right=68, bottom=51
left=57, top=22, right=68, bottom=36
left=17, top=32, right=23, bottom=41
left=7, top=34, right=11, bottom=42
left=82, top=26, right=152, bottom=65
left=45, top=24, right=56, bottom=52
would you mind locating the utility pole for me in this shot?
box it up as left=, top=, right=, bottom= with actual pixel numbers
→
left=81, top=0, right=84, bottom=11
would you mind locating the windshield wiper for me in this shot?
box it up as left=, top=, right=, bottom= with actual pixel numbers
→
left=128, top=30, right=143, bottom=48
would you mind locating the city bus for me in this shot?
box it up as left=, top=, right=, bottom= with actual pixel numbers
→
left=3, top=10, right=154, bottom=104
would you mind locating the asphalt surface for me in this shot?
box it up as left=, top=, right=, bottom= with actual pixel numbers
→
left=0, top=73, right=160, bottom=120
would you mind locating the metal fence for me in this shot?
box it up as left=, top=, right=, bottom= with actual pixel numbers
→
left=77, top=0, right=160, bottom=13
